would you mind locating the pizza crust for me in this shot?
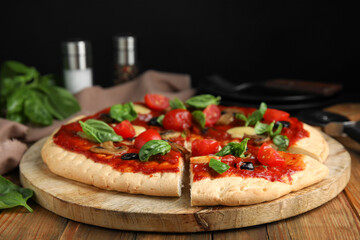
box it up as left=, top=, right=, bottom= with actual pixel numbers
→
left=190, top=155, right=329, bottom=206
left=288, top=123, right=329, bottom=162
left=41, top=136, right=183, bottom=197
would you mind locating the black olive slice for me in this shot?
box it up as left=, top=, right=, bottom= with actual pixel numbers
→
left=240, top=162, right=254, bottom=170
left=275, top=121, right=291, bottom=128
left=148, top=117, right=161, bottom=126
left=121, top=153, right=139, bottom=160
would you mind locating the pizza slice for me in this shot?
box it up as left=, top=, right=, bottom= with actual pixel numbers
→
left=189, top=140, right=329, bottom=206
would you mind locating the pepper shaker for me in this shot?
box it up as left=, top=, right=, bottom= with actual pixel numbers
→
left=114, top=35, right=138, bottom=84
left=62, top=40, right=93, bottom=93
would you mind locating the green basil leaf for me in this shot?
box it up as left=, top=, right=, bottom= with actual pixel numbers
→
left=254, top=121, right=271, bottom=135
left=5, top=86, right=29, bottom=122
left=79, top=119, right=123, bottom=143
left=23, top=90, right=53, bottom=126
left=192, top=110, right=206, bottom=128
left=110, top=102, right=138, bottom=122
left=170, top=97, right=186, bottom=110
left=209, top=158, right=230, bottom=174
left=215, top=138, right=249, bottom=157
left=273, top=135, right=289, bottom=151
left=0, top=175, right=33, bottom=212
left=139, top=140, right=171, bottom=162
left=185, top=94, right=221, bottom=109
left=236, top=102, right=267, bottom=126
left=157, top=114, right=164, bottom=126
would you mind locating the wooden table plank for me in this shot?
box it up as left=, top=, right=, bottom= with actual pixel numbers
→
left=344, top=150, right=360, bottom=219
left=135, top=232, right=212, bottom=240
left=0, top=201, right=68, bottom=240
left=212, top=225, right=268, bottom=240
left=284, top=192, right=360, bottom=240
left=59, top=221, right=135, bottom=240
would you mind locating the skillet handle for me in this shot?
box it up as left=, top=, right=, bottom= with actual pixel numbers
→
left=344, top=122, right=360, bottom=143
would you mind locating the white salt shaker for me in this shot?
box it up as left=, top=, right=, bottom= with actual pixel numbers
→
left=62, top=40, right=93, bottom=93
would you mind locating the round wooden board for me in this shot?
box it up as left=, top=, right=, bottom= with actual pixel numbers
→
left=19, top=135, right=350, bottom=232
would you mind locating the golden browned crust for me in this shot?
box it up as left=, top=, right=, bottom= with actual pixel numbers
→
left=41, top=136, right=183, bottom=197
left=190, top=155, right=328, bottom=206
left=289, top=123, right=329, bottom=163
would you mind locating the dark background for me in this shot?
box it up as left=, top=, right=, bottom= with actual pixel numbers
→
left=0, top=1, right=358, bottom=97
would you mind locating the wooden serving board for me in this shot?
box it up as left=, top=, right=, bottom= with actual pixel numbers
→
left=19, top=135, right=350, bottom=232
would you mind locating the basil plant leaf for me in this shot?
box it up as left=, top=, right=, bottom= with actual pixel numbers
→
left=273, top=135, right=289, bottom=151
left=110, top=102, right=137, bottom=122
left=23, top=90, right=53, bottom=126
left=170, top=97, right=186, bottom=110
left=254, top=121, right=283, bottom=137
left=215, top=138, right=249, bottom=158
left=0, top=175, right=33, bottom=212
left=139, top=140, right=171, bottom=162
left=209, top=158, right=230, bottom=174
left=79, top=119, right=123, bottom=143
left=192, top=110, right=206, bottom=128
left=185, top=94, right=221, bottom=109
left=156, top=114, right=165, bottom=126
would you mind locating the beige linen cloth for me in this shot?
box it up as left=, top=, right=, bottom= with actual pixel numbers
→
left=0, top=70, right=195, bottom=174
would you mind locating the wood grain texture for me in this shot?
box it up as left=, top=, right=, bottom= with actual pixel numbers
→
left=19, top=135, right=350, bottom=232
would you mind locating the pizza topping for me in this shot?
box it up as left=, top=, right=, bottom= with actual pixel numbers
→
left=275, top=121, right=291, bottom=128
left=215, top=138, right=249, bottom=157
left=79, top=119, right=123, bottom=143
left=138, top=140, right=171, bottom=161
left=226, top=126, right=256, bottom=138
left=132, top=125, right=146, bottom=137
left=191, top=110, right=206, bottom=128
left=166, top=140, right=190, bottom=156
left=191, top=139, right=221, bottom=157
left=209, top=158, right=230, bottom=174
left=203, top=104, right=221, bottom=127
left=263, top=108, right=290, bottom=122
left=144, top=93, right=170, bottom=111
left=148, top=116, right=162, bottom=126
left=216, top=112, right=234, bottom=125
left=236, top=102, right=267, bottom=126
left=160, top=130, right=182, bottom=140
left=169, top=97, right=187, bottom=110
left=240, top=162, right=254, bottom=170
left=121, top=153, right=139, bottom=160
left=257, top=143, right=285, bottom=167
left=110, top=102, right=138, bottom=122
left=90, top=141, right=129, bottom=155
left=113, top=120, right=136, bottom=139
left=185, top=94, right=221, bottom=109
left=163, top=109, right=192, bottom=131
left=134, top=129, right=162, bottom=149
left=133, top=104, right=151, bottom=115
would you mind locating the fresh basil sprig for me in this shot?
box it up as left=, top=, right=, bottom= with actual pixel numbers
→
left=192, top=110, right=206, bottom=128
left=236, top=102, right=267, bottom=126
left=139, top=140, right=171, bottom=161
left=0, top=175, right=33, bottom=212
left=215, top=138, right=249, bottom=158
left=209, top=158, right=230, bottom=174
left=79, top=119, right=123, bottom=143
left=110, top=102, right=137, bottom=122
left=0, top=60, right=80, bottom=126
left=170, top=97, right=186, bottom=110
left=185, top=94, right=221, bottom=109
left=273, top=135, right=289, bottom=151
left=254, top=121, right=289, bottom=150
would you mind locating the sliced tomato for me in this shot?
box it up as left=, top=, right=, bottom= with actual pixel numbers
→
left=113, top=120, right=136, bottom=139
left=191, top=139, right=221, bottom=156
left=134, top=129, right=161, bottom=149
left=144, top=94, right=170, bottom=111
left=263, top=109, right=290, bottom=122
left=257, top=143, right=285, bottom=167
left=203, top=104, right=221, bottom=127
left=163, top=109, right=192, bottom=131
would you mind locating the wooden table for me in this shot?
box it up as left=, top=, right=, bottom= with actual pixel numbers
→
left=1, top=104, right=360, bottom=239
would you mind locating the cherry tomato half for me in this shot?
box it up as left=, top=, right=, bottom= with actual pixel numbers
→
left=163, top=109, right=192, bottom=131
left=144, top=94, right=170, bottom=111
left=257, top=143, right=285, bottom=167
left=134, top=129, right=161, bottom=149
left=263, top=109, right=290, bottom=122
left=113, top=120, right=136, bottom=139
left=203, top=104, right=221, bottom=127
left=191, top=139, right=221, bottom=156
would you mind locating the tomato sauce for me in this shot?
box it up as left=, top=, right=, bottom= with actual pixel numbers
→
left=53, top=108, right=181, bottom=175
left=192, top=149, right=305, bottom=183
